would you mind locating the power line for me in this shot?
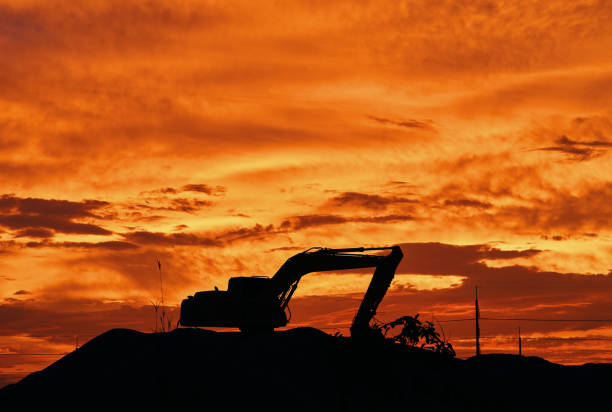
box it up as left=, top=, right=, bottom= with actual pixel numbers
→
left=481, top=317, right=612, bottom=322
left=10, top=334, right=98, bottom=338
left=436, top=317, right=612, bottom=322
left=0, top=353, right=69, bottom=356
left=437, top=318, right=475, bottom=322
left=452, top=336, right=612, bottom=341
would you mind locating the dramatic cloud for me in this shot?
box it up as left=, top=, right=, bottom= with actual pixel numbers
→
left=537, top=135, right=612, bottom=161
left=2, top=0, right=612, bottom=385
left=325, top=192, right=417, bottom=211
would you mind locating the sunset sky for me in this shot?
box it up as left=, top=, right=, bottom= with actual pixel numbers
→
left=2, top=0, right=612, bottom=386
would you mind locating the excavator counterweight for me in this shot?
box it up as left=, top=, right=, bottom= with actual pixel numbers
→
left=179, top=246, right=403, bottom=336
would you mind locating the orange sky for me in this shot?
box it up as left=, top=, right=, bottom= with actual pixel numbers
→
left=2, top=0, right=612, bottom=386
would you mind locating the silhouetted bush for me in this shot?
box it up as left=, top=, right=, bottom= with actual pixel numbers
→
left=375, top=314, right=455, bottom=357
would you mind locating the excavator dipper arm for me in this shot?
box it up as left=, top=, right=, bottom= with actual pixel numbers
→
left=270, top=246, right=404, bottom=337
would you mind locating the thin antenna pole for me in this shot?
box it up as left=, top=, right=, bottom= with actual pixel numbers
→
left=518, top=326, right=522, bottom=356
left=157, top=258, right=166, bottom=332
left=475, top=285, right=481, bottom=356
left=157, top=258, right=164, bottom=307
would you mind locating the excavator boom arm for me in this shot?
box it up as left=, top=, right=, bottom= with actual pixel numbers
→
left=270, top=246, right=403, bottom=336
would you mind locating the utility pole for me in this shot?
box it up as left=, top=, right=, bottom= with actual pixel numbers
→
left=475, top=285, right=481, bottom=356
left=518, top=327, right=522, bottom=356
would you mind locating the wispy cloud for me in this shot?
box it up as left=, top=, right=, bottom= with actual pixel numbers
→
left=368, top=116, right=435, bottom=131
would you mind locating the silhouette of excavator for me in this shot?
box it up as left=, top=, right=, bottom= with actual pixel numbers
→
left=179, top=246, right=403, bottom=337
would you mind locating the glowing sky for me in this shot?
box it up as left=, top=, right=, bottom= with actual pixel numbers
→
left=2, top=0, right=612, bottom=386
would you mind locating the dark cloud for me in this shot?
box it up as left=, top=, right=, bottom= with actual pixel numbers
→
left=326, top=191, right=417, bottom=211
left=537, top=145, right=598, bottom=161
left=0, top=214, right=111, bottom=235
left=127, top=186, right=222, bottom=218
left=168, top=198, right=213, bottom=212
left=282, top=214, right=347, bottom=230
left=24, top=240, right=138, bottom=250
left=536, top=134, right=612, bottom=161
left=124, top=213, right=166, bottom=223
left=215, top=223, right=277, bottom=243
left=122, top=223, right=280, bottom=247
left=122, top=231, right=220, bottom=247
left=556, top=135, right=612, bottom=147
left=13, top=290, right=31, bottom=295
left=132, top=197, right=214, bottom=214
left=368, top=116, right=434, bottom=130
left=0, top=195, right=112, bottom=237
left=159, top=187, right=179, bottom=194
left=541, top=235, right=566, bottom=241
left=266, top=246, right=306, bottom=253
left=14, top=227, right=54, bottom=238
left=383, top=243, right=612, bottom=331
left=0, top=195, right=108, bottom=218
left=443, top=198, right=493, bottom=209
left=282, top=214, right=416, bottom=230
left=363, top=214, right=416, bottom=224
left=140, top=184, right=225, bottom=196
left=395, top=242, right=542, bottom=275
left=181, top=184, right=226, bottom=195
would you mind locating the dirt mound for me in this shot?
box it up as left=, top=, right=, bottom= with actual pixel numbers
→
left=1, top=327, right=610, bottom=410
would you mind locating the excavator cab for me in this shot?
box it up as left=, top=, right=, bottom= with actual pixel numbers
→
left=180, top=276, right=287, bottom=332
left=179, top=246, right=403, bottom=336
